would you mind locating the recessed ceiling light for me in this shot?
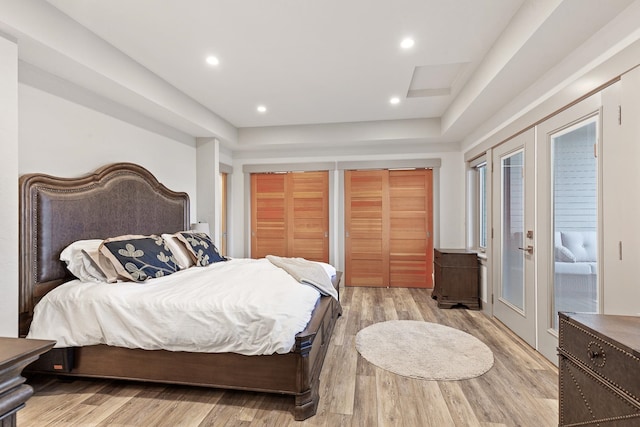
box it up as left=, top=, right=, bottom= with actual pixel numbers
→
left=257, top=105, right=267, bottom=113
left=400, top=38, right=415, bottom=49
left=206, top=55, right=219, bottom=66
left=390, top=97, right=400, bottom=105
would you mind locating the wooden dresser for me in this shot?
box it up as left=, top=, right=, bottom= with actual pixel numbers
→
left=0, top=338, right=55, bottom=427
left=432, top=248, right=480, bottom=310
left=558, top=312, right=640, bottom=426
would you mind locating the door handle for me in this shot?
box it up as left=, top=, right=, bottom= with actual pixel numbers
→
left=517, top=245, right=534, bottom=255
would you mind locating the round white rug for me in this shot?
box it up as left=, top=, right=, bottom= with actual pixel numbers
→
left=355, top=320, right=494, bottom=381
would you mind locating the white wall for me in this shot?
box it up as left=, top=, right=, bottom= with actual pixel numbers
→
left=437, top=151, right=466, bottom=248
left=601, top=67, right=640, bottom=316
left=18, top=83, right=198, bottom=223
left=0, top=35, right=19, bottom=337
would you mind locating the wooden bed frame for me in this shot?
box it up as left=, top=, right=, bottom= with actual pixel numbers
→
left=18, top=162, right=342, bottom=420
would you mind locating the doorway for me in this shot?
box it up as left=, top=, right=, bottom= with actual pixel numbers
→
left=490, top=97, right=601, bottom=362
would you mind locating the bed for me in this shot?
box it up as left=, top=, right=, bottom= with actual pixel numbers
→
left=18, top=162, right=342, bottom=420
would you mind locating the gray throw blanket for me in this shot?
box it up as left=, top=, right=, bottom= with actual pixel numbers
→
left=266, top=255, right=338, bottom=301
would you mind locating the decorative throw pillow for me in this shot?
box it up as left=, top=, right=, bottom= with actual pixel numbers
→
left=99, top=234, right=179, bottom=281
left=555, top=245, right=577, bottom=263
left=175, top=231, right=225, bottom=266
left=161, top=233, right=195, bottom=269
left=81, top=249, right=119, bottom=283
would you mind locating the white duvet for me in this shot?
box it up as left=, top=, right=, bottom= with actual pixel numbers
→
left=26, top=258, right=323, bottom=355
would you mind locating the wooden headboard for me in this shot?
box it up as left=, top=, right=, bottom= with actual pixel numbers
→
left=19, top=162, right=190, bottom=336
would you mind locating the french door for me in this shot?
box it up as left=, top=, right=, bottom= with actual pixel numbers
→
left=492, top=129, right=536, bottom=347
left=491, top=97, right=601, bottom=362
left=535, top=96, right=600, bottom=362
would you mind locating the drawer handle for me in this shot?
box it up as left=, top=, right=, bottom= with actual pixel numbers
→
left=587, top=342, right=606, bottom=367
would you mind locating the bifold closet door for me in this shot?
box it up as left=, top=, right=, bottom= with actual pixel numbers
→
left=251, top=171, right=329, bottom=262
left=345, top=169, right=433, bottom=288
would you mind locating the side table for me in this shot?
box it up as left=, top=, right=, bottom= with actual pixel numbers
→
left=432, top=248, right=480, bottom=310
left=0, top=337, right=55, bottom=426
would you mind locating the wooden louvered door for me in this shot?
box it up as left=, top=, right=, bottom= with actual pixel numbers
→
left=345, top=170, right=389, bottom=287
left=345, top=169, right=433, bottom=288
left=389, top=169, right=433, bottom=288
left=251, top=171, right=329, bottom=262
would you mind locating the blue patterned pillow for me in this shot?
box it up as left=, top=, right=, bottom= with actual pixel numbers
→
left=175, top=231, right=225, bottom=266
left=100, top=235, right=179, bottom=282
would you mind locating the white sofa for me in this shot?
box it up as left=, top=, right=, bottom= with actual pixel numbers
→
left=554, top=231, right=597, bottom=312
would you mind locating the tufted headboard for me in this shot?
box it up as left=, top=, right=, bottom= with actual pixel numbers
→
left=19, top=162, right=190, bottom=336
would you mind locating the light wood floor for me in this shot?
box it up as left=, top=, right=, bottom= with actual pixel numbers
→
left=19, top=287, right=559, bottom=426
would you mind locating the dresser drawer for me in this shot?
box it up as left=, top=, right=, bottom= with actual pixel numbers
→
left=434, top=249, right=478, bottom=268
left=559, top=315, right=640, bottom=404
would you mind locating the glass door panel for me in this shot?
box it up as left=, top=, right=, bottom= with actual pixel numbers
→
left=551, top=117, right=599, bottom=328
left=502, top=151, right=525, bottom=311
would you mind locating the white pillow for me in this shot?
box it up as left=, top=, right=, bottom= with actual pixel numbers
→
left=60, top=239, right=106, bottom=282
left=162, top=233, right=195, bottom=269
left=315, top=261, right=337, bottom=278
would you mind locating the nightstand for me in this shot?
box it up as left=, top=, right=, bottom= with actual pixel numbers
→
left=432, top=248, right=480, bottom=310
left=0, top=337, right=55, bottom=426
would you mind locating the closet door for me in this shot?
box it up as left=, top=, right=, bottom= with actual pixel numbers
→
left=389, top=169, right=433, bottom=287
left=345, top=170, right=389, bottom=287
left=251, top=173, right=287, bottom=259
left=251, top=171, right=329, bottom=262
left=345, top=169, right=433, bottom=288
left=289, top=171, right=329, bottom=262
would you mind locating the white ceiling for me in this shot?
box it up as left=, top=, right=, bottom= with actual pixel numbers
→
left=6, top=0, right=640, bottom=150
left=46, top=0, right=523, bottom=129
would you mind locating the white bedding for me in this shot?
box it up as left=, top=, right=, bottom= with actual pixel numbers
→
left=26, top=258, right=325, bottom=355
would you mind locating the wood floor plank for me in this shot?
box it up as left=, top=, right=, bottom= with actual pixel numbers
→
left=21, top=286, right=559, bottom=426
left=380, top=296, right=398, bottom=321
left=350, top=375, right=377, bottom=427
left=375, top=369, right=403, bottom=427
left=321, top=336, right=357, bottom=415
left=94, top=385, right=176, bottom=427
left=410, top=379, right=457, bottom=426
left=47, top=384, right=142, bottom=426
left=18, top=379, right=116, bottom=426
left=438, top=381, right=482, bottom=427
left=330, top=303, right=349, bottom=346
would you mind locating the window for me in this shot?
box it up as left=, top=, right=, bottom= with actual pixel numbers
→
left=477, top=162, right=487, bottom=249
left=468, top=157, right=488, bottom=252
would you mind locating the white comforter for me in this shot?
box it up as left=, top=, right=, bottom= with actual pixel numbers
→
left=26, top=258, right=323, bottom=355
